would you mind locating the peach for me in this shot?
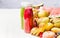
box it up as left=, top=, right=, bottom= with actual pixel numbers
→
left=42, top=31, right=55, bottom=38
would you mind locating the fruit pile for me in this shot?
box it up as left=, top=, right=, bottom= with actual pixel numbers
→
left=21, top=3, right=60, bottom=38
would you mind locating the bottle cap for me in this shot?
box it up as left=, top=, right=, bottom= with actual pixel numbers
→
left=21, top=2, right=32, bottom=7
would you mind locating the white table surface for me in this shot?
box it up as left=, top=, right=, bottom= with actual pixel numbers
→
left=0, top=9, right=38, bottom=38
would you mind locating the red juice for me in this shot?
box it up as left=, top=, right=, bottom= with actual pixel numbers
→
left=24, top=7, right=33, bottom=33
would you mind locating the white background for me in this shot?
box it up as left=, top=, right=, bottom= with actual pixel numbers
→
left=0, top=9, right=38, bottom=38
left=0, top=0, right=60, bottom=8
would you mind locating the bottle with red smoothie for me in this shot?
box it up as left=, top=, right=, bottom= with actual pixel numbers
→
left=24, top=3, right=33, bottom=33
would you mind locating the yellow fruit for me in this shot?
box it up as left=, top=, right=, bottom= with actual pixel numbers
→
left=37, top=17, right=50, bottom=24
left=36, top=27, right=45, bottom=36
left=33, top=18, right=38, bottom=22
left=52, top=18, right=60, bottom=27
left=30, top=26, right=46, bottom=36
left=54, top=22, right=60, bottom=27
left=51, top=27, right=60, bottom=33
left=32, top=28, right=39, bottom=35
left=38, top=9, right=49, bottom=18
left=38, top=23, right=46, bottom=28
left=52, top=18, right=60, bottom=23
left=35, top=25, right=46, bottom=36
left=33, top=9, right=38, bottom=18
left=33, top=5, right=40, bottom=18
left=40, top=17, right=50, bottom=23
left=57, top=35, right=60, bottom=38
left=45, top=23, right=54, bottom=31
left=31, top=26, right=46, bottom=36
left=37, top=18, right=41, bottom=24
left=30, top=27, right=38, bottom=34
left=50, top=19, right=53, bottom=23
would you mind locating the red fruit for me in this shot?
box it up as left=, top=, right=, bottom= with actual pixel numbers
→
left=42, top=31, right=55, bottom=38
left=39, top=32, right=43, bottom=38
